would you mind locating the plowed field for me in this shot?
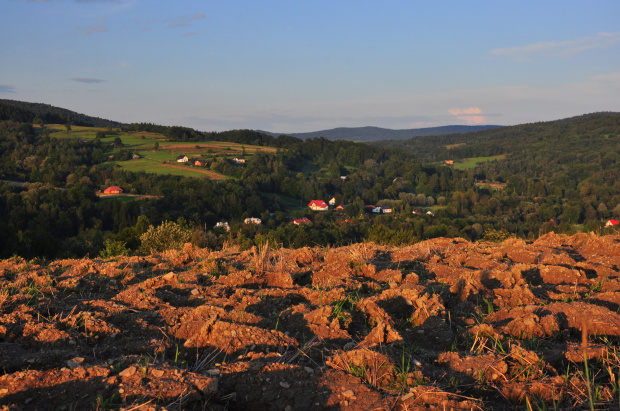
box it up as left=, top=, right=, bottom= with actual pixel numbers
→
left=1, top=233, right=620, bottom=410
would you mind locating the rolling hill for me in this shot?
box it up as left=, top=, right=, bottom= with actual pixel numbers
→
left=0, top=99, right=125, bottom=128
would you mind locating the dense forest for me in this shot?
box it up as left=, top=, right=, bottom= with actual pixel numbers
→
left=0, top=103, right=619, bottom=260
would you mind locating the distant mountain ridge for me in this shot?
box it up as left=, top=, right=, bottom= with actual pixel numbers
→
left=259, top=125, right=501, bottom=142
left=0, top=99, right=125, bottom=128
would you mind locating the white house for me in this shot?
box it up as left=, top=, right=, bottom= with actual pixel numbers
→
left=176, top=155, right=189, bottom=163
left=214, top=221, right=231, bottom=232
left=244, top=217, right=261, bottom=225
left=233, top=157, right=246, bottom=164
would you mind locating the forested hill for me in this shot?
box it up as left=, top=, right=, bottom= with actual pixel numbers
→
left=0, top=99, right=125, bottom=128
left=259, top=125, right=500, bottom=142
left=376, top=112, right=620, bottom=163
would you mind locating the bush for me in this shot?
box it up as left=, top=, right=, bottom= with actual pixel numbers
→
left=99, top=239, right=129, bottom=258
left=140, top=221, right=192, bottom=253
left=483, top=228, right=512, bottom=243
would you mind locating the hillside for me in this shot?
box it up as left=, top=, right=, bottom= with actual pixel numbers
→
left=1, top=233, right=620, bottom=410
left=260, top=125, right=500, bottom=142
left=376, top=112, right=620, bottom=163
left=0, top=99, right=125, bottom=128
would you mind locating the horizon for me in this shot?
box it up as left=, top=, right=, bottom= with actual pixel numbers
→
left=1, top=1, right=619, bottom=132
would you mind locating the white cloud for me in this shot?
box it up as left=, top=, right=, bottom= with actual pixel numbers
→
left=448, top=107, right=486, bottom=125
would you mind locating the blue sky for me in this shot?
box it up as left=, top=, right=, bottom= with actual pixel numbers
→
left=1, top=1, right=619, bottom=132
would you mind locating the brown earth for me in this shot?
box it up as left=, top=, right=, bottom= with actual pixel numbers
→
left=1, top=233, right=620, bottom=410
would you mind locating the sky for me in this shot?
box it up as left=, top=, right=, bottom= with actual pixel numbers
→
left=1, top=1, right=619, bottom=133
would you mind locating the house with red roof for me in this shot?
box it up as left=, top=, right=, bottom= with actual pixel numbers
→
left=308, top=200, right=328, bottom=211
left=605, top=219, right=619, bottom=227
left=293, top=218, right=312, bottom=225
left=104, top=186, right=123, bottom=194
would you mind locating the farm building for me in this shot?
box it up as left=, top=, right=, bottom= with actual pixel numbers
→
left=104, top=186, right=123, bottom=194
left=176, top=155, right=189, bottom=163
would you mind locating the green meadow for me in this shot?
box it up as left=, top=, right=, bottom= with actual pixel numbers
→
left=44, top=125, right=278, bottom=179
left=452, top=154, right=506, bottom=170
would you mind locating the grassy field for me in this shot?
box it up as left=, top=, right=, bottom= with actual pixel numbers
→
left=43, top=125, right=276, bottom=180
left=452, top=154, right=506, bottom=170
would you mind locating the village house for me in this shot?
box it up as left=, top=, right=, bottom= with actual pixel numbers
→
left=605, top=219, right=619, bottom=227
left=308, top=200, right=328, bottom=211
left=340, top=176, right=347, bottom=181
left=328, top=197, right=336, bottom=206
left=176, top=155, right=189, bottom=163
left=372, top=206, right=392, bottom=214
left=214, top=221, right=231, bottom=232
left=445, top=160, right=454, bottom=165
left=104, top=186, right=123, bottom=194
left=132, top=154, right=140, bottom=160
left=233, top=157, right=246, bottom=164
left=244, top=217, right=261, bottom=225
left=335, top=204, right=345, bottom=211
left=293, top=217, right=312, bottom=225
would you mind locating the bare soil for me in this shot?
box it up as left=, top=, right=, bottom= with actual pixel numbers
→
left=1, top=233, right=620, bottom=410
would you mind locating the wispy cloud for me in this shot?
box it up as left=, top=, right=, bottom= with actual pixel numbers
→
left=0, top=85, right=16, bottom=94
left=77, top=18, right=109, bottom=34
left=168, top=12, right=205, bottom=29
left=71, top=77, right=106, bottom=83
left=491, top=32, right=620, bottom=61
left=448, top=107, right=486, bottom=125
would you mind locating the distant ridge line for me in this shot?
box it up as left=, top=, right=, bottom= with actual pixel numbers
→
left=258, top=125, right=501, bottom=142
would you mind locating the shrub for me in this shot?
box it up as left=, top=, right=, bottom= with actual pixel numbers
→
left=99, top=239, right=129, bottom=258
left=140, top=221, right=192, bottom=253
